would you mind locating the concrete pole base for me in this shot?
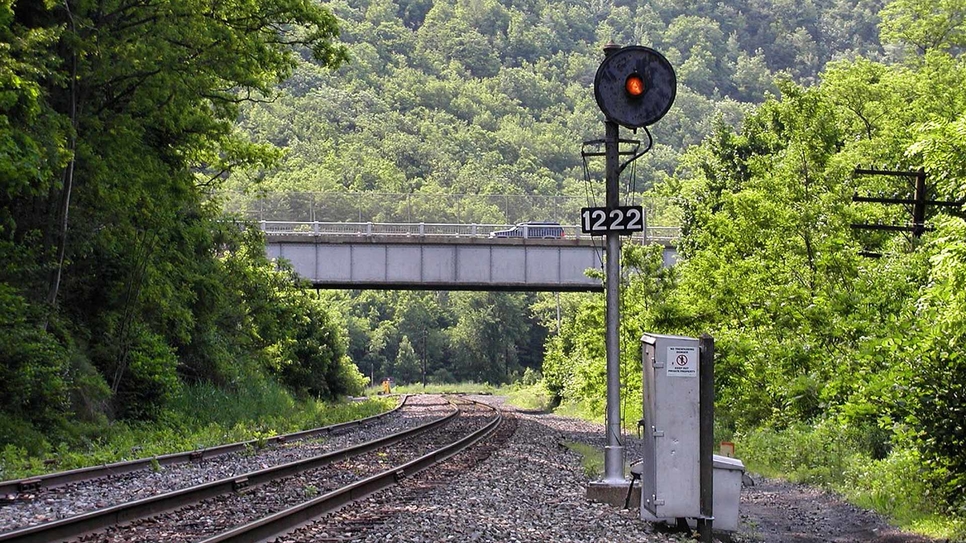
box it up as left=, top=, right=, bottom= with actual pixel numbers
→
left=586, top=479, right=640, bottom=509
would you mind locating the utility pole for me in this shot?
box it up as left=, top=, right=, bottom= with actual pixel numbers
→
left=698, top=334, right=715, bottom=543
left=852, top=167, right=963, bottom=252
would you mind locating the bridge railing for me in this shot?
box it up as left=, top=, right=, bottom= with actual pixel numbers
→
left=259, top=221, right=680, bottom=243
left=223, top=192, right=682, bottom=229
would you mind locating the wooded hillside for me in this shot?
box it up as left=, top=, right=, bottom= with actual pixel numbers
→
left=229, top=0, right=886, bottom=197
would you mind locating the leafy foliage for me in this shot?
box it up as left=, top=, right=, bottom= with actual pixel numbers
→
left=659, top=15, right=966, bottom=517
left=0, top=0, right=357, bottom=453
left=0, top=286, right=70, bottom=427
left=330, top=289, right=546, bottom=386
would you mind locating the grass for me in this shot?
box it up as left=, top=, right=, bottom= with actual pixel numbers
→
left=553, top=400, right=605, bottom=424
left=561, top=440, right=645, bottom=481
left=0, top=380, right=395, bottom=481
left=372, top=380, right=554, bottom=411
left=383, top=381, right=499, bottom=395
left=497, top=381, right=554, bottom=411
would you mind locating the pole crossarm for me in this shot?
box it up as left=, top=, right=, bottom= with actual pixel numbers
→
left=850, top=223, right=934, bottom=233
left=851, top=166, right=962, bottom=241
left=581, top=138, right=643, bottom=157
left=581, top=132, right=653, bottom=175
left=852, top=194, right=966, bottom=207
left=853, top=167, right=924, bottom=177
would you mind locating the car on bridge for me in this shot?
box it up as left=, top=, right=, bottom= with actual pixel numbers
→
left=489, top=221, right=565, bottom=239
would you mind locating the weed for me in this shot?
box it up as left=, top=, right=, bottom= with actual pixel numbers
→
left=253, top=431, right=272, bottom=450
left=561, top=441, right=604, bottom=479
left=496, top=381, right=553, bottom=412
left=738, top=421, right=966, bottom=540
left=388, top=381, right=498, bottom=395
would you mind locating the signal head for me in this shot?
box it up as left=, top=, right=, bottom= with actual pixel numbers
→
left=594, top=46, right=676, bottom=129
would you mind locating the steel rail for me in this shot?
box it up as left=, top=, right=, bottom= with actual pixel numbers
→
left=0, top=396, right=409, bottom=496
left=0, top=397, right=453, bottom=543
left=198, top=398, right=502, bottom=543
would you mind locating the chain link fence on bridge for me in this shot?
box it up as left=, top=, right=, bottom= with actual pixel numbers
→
left=221, top=192, right=681, bottom=227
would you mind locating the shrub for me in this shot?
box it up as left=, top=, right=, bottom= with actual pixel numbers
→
left=274, top=297, right=363, bottom=399
left=842, top=447, right=937, bottom=523
left=0, top=415, right=49, bottom=456
left=0, top=287, right=71, bottom=427
left=739, top=419, right=860, bottom=485
left=113, top=326, right=182, bottom=420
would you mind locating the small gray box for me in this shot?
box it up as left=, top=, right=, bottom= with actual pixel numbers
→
left=712, top=454, right=744, bottom=532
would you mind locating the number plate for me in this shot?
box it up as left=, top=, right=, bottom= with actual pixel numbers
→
left=580, top=206, right=644, bottom=235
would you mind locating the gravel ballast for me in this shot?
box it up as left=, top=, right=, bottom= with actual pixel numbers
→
left=0, top=394, right=943, bottom=542
left=293, top=396, right=664, bottom=542
left=289, top=395, right=943, bottom=543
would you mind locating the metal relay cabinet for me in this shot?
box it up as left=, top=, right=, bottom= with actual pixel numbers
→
left=640, top=334, right=702, bottom=519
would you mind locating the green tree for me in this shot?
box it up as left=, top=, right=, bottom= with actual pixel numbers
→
left=879, top=0, right=966, bottom=55
left=896, top=109, right=966, bottom=508
left=394, top=335, right=422, bottom=384
left=1, top=0, right=350, bottom=434
left=447, top=292, right=533, bottom=383
left=275, top=295, right=366, bottom=399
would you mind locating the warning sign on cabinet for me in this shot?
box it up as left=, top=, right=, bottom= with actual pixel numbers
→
left=667, top=345, right=698, bottom=377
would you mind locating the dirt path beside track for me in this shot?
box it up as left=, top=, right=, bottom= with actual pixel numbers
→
left=734, top=475, right=943, bottom=543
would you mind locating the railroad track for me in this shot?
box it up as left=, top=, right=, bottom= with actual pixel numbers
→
left=0, top=396, right=411, bottom=499
left=0, top=395, right=423, bottom=533
left=289, top=403, right=518, bottom=543
left=0, top=394, right=504, bottom=543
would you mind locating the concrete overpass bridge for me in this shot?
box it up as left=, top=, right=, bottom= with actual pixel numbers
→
left=262, top=221, right=678, bottom=292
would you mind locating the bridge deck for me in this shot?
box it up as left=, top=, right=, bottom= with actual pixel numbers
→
left=263, top=222, right=676, bottom=291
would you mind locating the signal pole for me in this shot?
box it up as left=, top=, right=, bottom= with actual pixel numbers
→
left=590, top=43, right=676, bottom=484
left=603, top=57, right=623, bottom=482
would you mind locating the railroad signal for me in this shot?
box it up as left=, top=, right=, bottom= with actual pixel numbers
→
left=586, top=44, right=677, bottom=491
left=594, top=45, right=676, bottom=129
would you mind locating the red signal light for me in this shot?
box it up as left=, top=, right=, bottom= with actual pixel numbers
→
left=625, top=74, right=645, bottom=97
